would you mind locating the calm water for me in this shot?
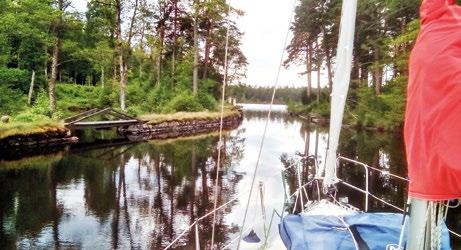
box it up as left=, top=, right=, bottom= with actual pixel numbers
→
left=0, top=104, right=460, bottom=249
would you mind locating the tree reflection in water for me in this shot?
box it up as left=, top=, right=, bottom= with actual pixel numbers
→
left=0, top=132, right=245, bottom=249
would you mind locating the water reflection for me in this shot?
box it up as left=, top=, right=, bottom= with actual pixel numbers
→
left=0, top=133, right=245, bottom=249
left=1, top=105, right=459, bottom=249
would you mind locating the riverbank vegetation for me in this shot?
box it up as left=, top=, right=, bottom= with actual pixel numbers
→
left=0, top=0, right=246, bottom=136
left=140, top=106, right=240, bottom=125
left=0, top=121, right=65, bottom=140
left=227, top=84, right=305, bottom=104
left=285, top=0, right=420, bottom=130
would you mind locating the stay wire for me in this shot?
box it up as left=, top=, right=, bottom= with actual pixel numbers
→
left=235, top=0, right=297, bottom=248
left=210, top=0, right=232, bottom=249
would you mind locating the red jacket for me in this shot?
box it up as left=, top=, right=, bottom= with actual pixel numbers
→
left=405, top=0, right=461, bottom=200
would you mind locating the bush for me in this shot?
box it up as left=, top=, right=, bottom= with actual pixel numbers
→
left=127, top=82, right=148, bottom=110
left=30, top=91, right=53, bottom=117
left=163, top=91, right=204, bottom=113
left=197, top=92, right=217, bottom=110
left=145, top=85, right=173, bottom=112
left=56, top=83, right=102, bottom=112
left=309, top=101, right=331, bottom=117
left=14, top=112, right=52, bottom=123
left=98, top=83, right=117, bottom=107
left=126, top=105, right=143, bottom=117
left=287, top=101, right=309, bottom=115
left=0, top=84, right=26, bottom=115
left=0, top=67, right=30, bottom=93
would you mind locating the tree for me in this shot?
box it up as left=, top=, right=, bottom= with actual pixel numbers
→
left=285, top=0, right=327, bottom=100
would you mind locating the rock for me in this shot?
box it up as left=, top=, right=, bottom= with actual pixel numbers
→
left=69, top=136, right=79, bottom=143
left=1, top=115, right=10, bottom=124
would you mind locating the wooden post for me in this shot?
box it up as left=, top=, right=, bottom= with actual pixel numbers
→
left=28, top=70, right=36, bottom=105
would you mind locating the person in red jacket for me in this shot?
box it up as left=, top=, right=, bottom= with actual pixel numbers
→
left=406, top=0, right=461, bottom=201
left=405, top=0, right=461, bottom=248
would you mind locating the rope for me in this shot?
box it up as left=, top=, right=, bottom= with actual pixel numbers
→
left=235, top=0, right=297, bottom=247
left=336, top=216, right=360, bottom=250
left=210, top=0, right=232, bottom=248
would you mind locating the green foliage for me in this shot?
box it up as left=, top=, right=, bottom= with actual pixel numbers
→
left=14, top=112, right=52, bottom=123
left=228, top=84, right=304, bottom=104
left=163, top=91, right=204, bottom=113
left=145, top=85, right=174, bottom=113
left=56, top=84, right=101, bottom=113
left=309, top=101, right=331, bottom=117
left=379, top=77, right=407, bottom=128
left=98, top=83, right=118, bottom=107
left=197, top=92, right=218, bottom=110
left=287, top=101, right=309, bottom=114
left=126, top=81, right=148, bottom=110
left=0, top=68, right=30, bottom=93
left=30, top=91, right=52, bottom=117
left=350, top=80, right=406, bottom=130
left=283, top=0, right=421, bottom=131
left=353, top=87, right=387, bottom=127
left=126, top=105, right=143, bottom=117
left=0, top=84, right=26, bottom=115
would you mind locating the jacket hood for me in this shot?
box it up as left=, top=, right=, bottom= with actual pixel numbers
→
left=421, top=0, right=455, bottom=24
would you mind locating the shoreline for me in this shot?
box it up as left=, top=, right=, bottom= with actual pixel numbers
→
left=122, top=112, right=243, bottom=140
left=0, top=107, right=243, bottom=149
left=294, top=113, right=403, bottom=133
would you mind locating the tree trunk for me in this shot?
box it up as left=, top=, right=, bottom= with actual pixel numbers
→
left=101, top=67, right=105, bottom=88
left=44, top=45, right=48, bottom=81
left=325, top=49, right=333, bottom=94
left=374, top=49, right=382, bottom=95
left=48, top=0, right=66, bottom=112
left=28, top=70, right=35, bottom=105
left=49, top=37, right=59, bottom=112
left=202, top=24, right=211, bottom=80
left=172, top=0, right=178, bottom=86
left=306, top=44, right=312, bottom=100
left=360, top=63, right=368, bottom=85
left=192, top=8, right=199, bottom=95
left=351, top=58, right=360, bottom=88
left=139, top=23, right=146, bottom=80
left=117, top=0, right=138, bottom=111
left=119, top=55, right=127, bottom=110
left=156, top=28, right=164, bottom=86
left=316, top=40, right=321, bottom=102
left=115, top=0, right=126, bottom=110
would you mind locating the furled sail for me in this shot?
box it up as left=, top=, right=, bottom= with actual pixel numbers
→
left=322, top=0, right=358, bottom=187
left=405, top=0, right=461, bottom=200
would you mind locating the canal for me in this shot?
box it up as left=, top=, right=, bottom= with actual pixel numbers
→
left=0, top=104, right=459, bottom=249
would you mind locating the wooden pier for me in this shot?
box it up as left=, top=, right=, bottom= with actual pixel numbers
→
left=64, top=107, right=143, bottom=130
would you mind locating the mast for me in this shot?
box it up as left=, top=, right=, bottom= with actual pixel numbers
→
left=320, top=0, right=358, bottom=187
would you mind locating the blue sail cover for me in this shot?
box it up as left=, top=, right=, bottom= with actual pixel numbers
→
left=279, top=213, right=450, bottom=250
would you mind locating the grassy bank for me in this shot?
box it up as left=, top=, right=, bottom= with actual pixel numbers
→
left=0, top=105, right=241, bottom=142
left=0, top=121, right=65, bottom=140
left=140, top=106, right=242, bottom=125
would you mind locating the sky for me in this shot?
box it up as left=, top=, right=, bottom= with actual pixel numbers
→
left=70, top=0, right=311, bottom=87
left=231, top=0, right=307, bottom=87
